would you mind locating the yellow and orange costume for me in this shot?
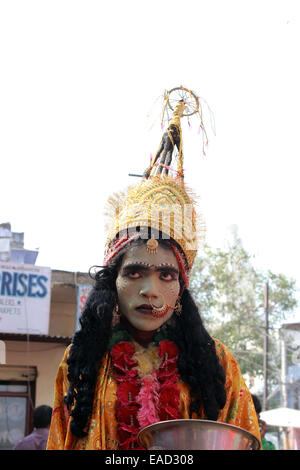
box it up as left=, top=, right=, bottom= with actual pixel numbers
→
left=47, top=339, right=261, bottom=449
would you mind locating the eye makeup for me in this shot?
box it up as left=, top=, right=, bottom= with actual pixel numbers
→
left=122, top=262, right=179, bottom=280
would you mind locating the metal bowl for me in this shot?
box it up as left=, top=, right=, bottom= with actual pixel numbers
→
left=137, top=419, right=260, bottom=450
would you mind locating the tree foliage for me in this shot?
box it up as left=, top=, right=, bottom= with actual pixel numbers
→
left=189, top=236, right=298, bottom=386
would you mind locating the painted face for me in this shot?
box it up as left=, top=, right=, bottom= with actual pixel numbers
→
left=116, top=243, right=181, bottom=334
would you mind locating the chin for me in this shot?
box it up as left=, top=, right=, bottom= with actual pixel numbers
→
left=135, top=316, right=172, bottom=332
left=134, top=322, right=161, bottom=332
left=121, top=311, right=173, bottom=335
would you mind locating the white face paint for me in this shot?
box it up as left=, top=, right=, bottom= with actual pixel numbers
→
left=116, top=243, right=180, bottom=338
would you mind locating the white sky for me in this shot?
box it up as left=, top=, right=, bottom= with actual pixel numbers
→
left=1, top=0, right=300, bottom=320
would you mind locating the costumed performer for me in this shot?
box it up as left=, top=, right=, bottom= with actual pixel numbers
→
left=47, top=89, right=261, bottom=450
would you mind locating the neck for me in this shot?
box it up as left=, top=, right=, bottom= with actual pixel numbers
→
left=121, top=318, right=156, bottom=348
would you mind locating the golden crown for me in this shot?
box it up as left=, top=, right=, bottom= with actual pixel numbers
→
left=104, top=86, right=207, bottom=272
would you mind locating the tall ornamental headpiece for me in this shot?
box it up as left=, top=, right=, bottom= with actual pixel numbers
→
left=103, top=86, right=209, bottom=287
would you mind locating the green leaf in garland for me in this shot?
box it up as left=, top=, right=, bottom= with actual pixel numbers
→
left=153, top=323, right=177, bottom=346
left=108, top=323, right=132, bottom=349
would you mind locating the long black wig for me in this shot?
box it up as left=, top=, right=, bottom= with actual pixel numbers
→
left=64, top=236, right=227, bottom=438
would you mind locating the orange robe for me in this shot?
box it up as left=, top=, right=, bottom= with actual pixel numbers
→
left=47, top=338, right=261, bottom=450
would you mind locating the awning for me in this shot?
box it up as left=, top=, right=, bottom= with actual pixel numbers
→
left=260, top=407, right=300, bottom=428
left=0, top=333, right=72, bottom=345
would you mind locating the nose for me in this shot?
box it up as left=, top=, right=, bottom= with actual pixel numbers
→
left=139, top=276, right=159, bottom=300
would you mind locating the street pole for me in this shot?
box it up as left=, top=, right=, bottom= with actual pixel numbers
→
left=263, top=282, right=269, bottom=411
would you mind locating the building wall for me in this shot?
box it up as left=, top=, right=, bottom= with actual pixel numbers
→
left=4, top=340, right=67, bottom=407
left=49, top=270, right=93, bottom=337
left=49, top=284, right=77, bottom=337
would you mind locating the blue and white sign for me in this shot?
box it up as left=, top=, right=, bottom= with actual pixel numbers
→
left=0, top=262, right=51, bottom=335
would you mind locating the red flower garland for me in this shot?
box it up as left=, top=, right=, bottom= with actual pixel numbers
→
left=111, top=339, right=180, bottom=450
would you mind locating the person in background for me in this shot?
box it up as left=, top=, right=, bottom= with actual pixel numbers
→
left=251, top=394, right=276, bottom=450
left=13, top=405, right=52, bottom=450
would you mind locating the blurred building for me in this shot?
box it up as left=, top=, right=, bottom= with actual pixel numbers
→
left=0, top=222, right=38, bottom=265
left=282, top=323, right=300, bottom=409
left=0, top=223, right=93, bottom=449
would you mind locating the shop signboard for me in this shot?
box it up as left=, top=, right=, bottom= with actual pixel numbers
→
left=75, top=284, right=93, bottom=331
left=0, top=261, right=51, bottom=335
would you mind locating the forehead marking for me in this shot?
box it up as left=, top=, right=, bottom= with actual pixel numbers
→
left=122, top=261, right=178, bottom=269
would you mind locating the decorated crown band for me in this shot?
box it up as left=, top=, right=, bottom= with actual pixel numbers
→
left=103, top=86, right=208, bottom=283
